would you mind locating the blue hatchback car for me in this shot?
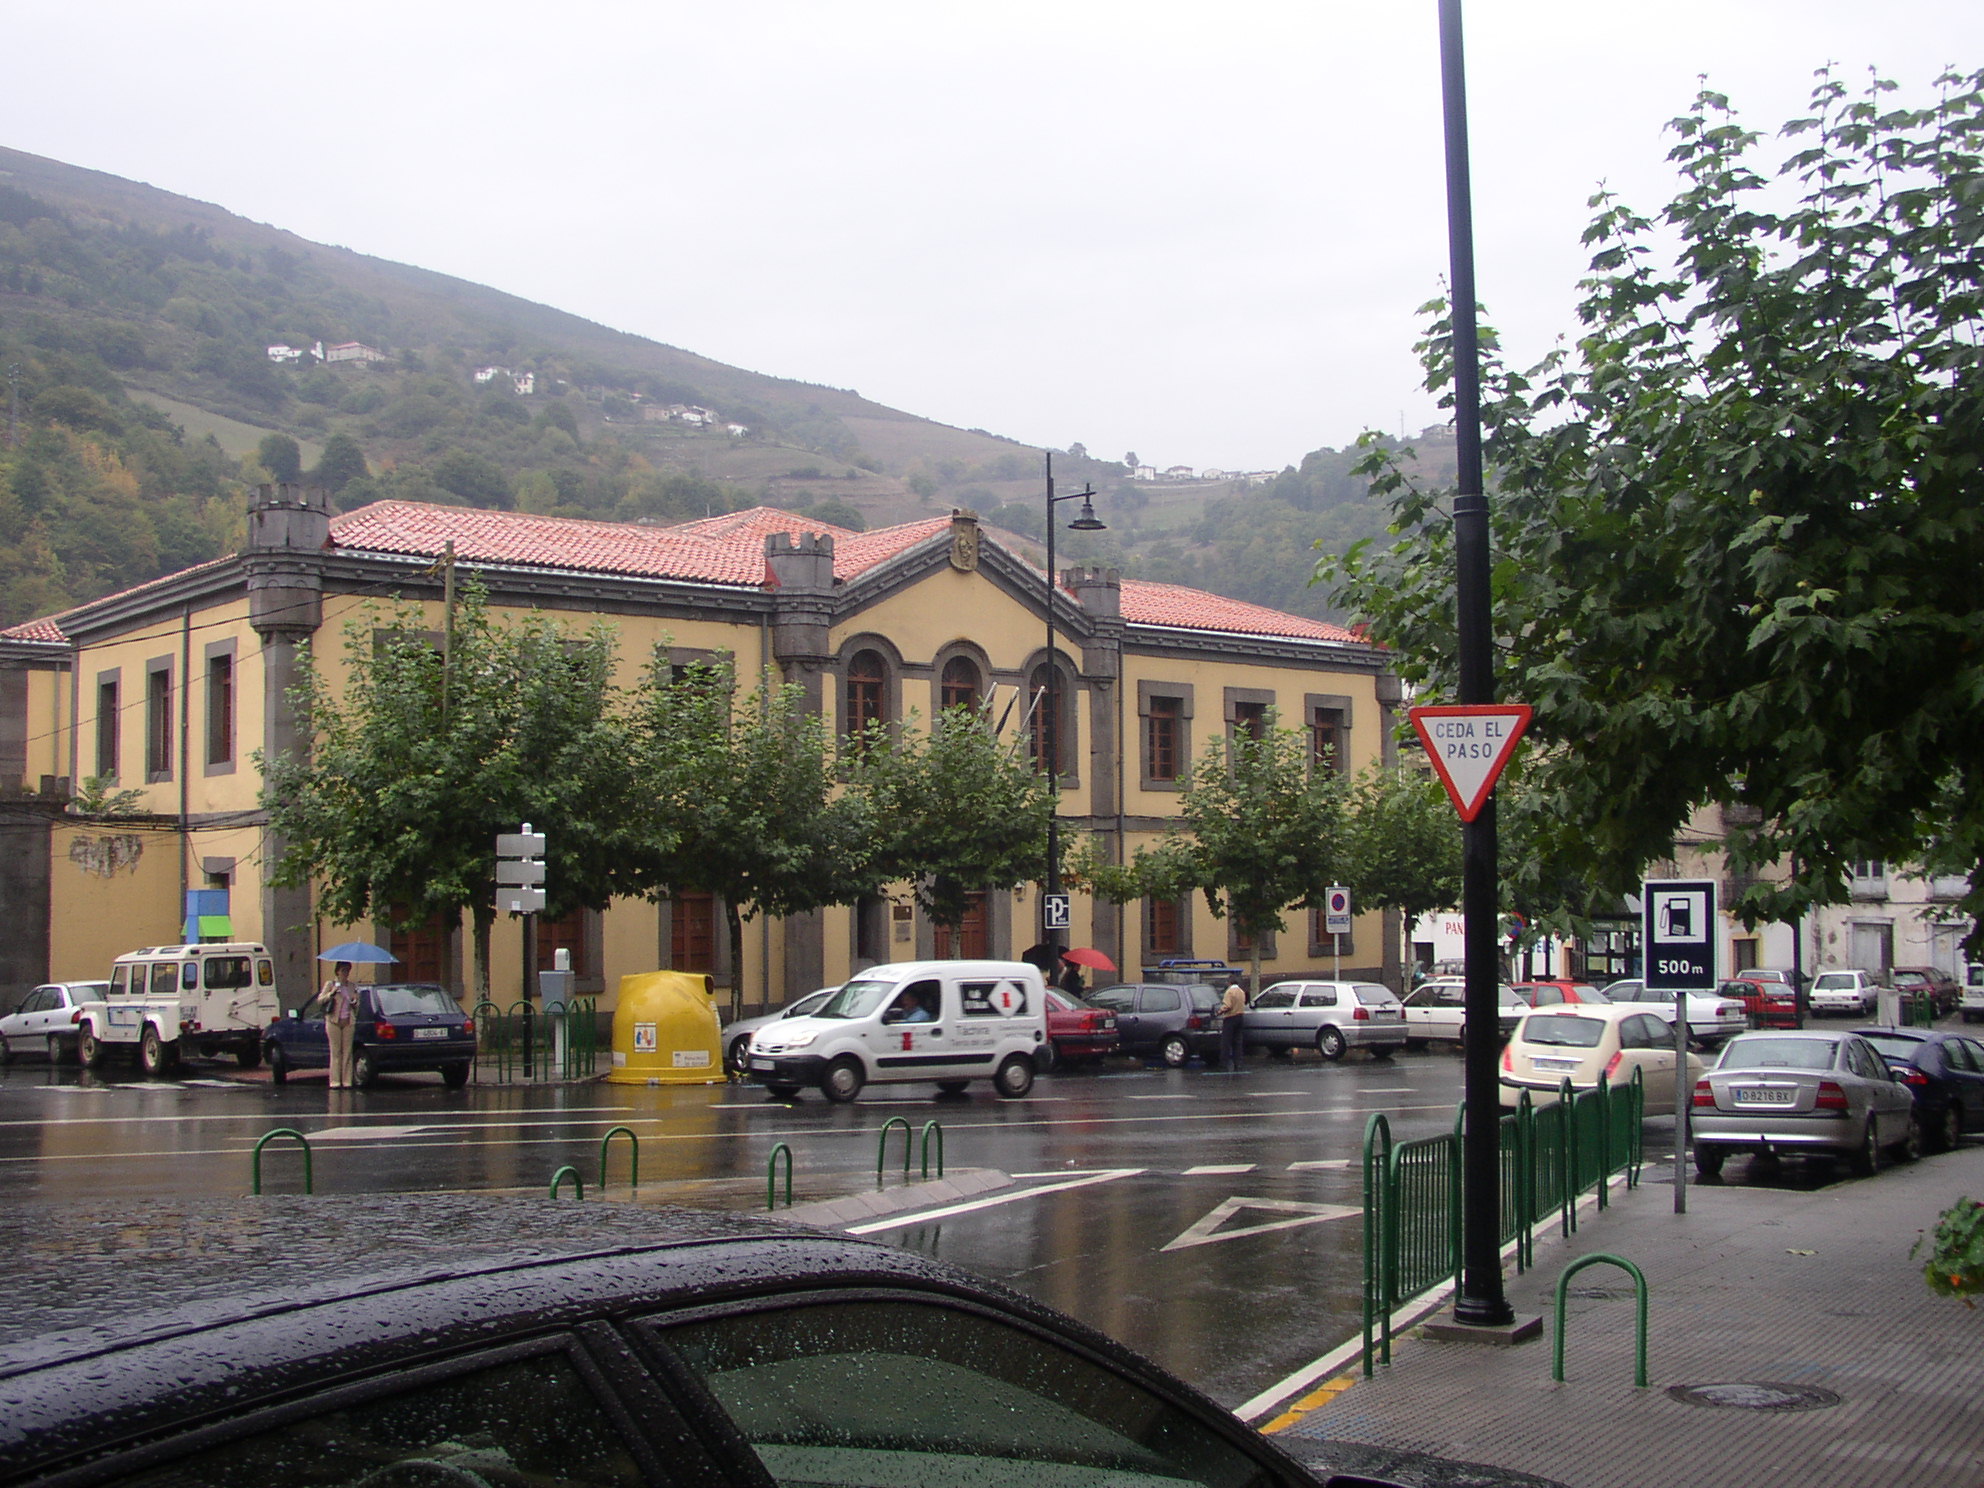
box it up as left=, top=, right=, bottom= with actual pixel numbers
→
left=264, top=981, right=475, bottom=1088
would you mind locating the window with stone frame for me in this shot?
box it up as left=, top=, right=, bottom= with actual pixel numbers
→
left=846, top=649, right=888, bottom=739
left=1144, top=896, right=1189, bottom=957
left=671, top=891, right=716, bottom=972
left=940, top=655, right=982, bottom=714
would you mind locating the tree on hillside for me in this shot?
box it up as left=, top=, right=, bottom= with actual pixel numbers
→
left=312, top=431, right=367, bottom=493
left=1323, top=69, right=1984, bottom=937
left=1081, top=714, right=1347, bottom=987
left=852, top=706, right=1054, bottom=938
left=256, top=434, right=301, bottom=483
left=627, top=659, right=869, bottom=1019
left=260, top=587, right=644, bottom=998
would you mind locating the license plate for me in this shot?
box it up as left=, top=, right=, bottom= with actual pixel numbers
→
left=1735, top=1086, right=1795, bottom=1104
left=1532, top=1056, right=1580, bottom=1071
left=750, top=1057, right=774, bottom=1070
left=413, top=1027, right=448, bottom=1039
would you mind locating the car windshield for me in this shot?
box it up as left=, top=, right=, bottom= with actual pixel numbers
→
left=818, top=978, right=898, bottom=1019
left=1720, top=1036, right=1837, bottom=1071
left=1523, top=1016, right=1605, bottom=1048
left=1353, top=985, right=1396, bottom=1006
left=1858, top=1032, right=1928, bottom=1060
left=373, top=985, right=460, bottom=1017
left=784, top=990, right=834, bottom=1017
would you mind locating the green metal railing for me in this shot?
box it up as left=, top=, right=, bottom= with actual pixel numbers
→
left=920, top=1120, right=945, bottom=1179
left=472, top=997, right=603, bottom=1084
left=767, top=1142, right=794, bottom=1210
left=549, top=1164, right=585, bottom=1200
left=1361, top=1068, right=1645, bottom=1375
left=878, top=1118, right=913, bottom=1185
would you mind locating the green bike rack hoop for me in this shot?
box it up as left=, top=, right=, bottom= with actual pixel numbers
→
left=549, top=1165, right=585, bottom=1199
left=600, top=1125, right=638, bottom=1193
left=768, top=1142, right=794, bottom=1210
left=877, top=1118, right=912, bottom=1185
left=252, top=1127, right=312, bottom=1195
left=1552, top=1252, right=1649, bottom=1387
left=919, top=1120, right=944, bottom=1179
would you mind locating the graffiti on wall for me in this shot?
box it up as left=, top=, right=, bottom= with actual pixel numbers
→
left=69, top=834, right=144, bottom=878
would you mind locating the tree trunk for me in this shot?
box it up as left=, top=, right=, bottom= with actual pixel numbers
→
left=472, top=903, right=494, bottom=1006
left=726, top=900, right=746, bottom=1022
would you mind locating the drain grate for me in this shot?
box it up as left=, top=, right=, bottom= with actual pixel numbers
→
left=1667, top=1382, right=1842, bottom=1412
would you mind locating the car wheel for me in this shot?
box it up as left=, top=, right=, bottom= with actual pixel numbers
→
left=0, top=1036, right=12, bottom=1066
left=1964, top=1011, right=1980, bottom=1024
left=442, top=1061, right=470, bottom=1089
left=1847, top=1120, right=1881, bottom=1177
left=1694, top=1144, right=1726, bottom=1177
left=139, top=1026, right=171, bottom=1077
left=1404, top=1038, right=1428, bottom=1053
left=1317, top=1026, right=1348, bottom=1061
left=1266, top=1045, right=1293, bottom=1061
left=77, top=1026, right=102, bottom=1070
left=235, top=1042, right=261, bottom=1070
left=1896, top=1112, right=1924, bottom=1163
left=268, top=1045, right=288, bottom=1086
left=821, top=1056, right=865, bottom=1104
left=725, top=1035, right=753, bottom=1077
left=1159, top=1033, right=1191, bottom=1068
left=353, top=1052, right=378, bottom=1089
left=994, top=1054, right=1035, bottom=1098
left=936, top=1079, right=970, bottom=1095
left=1371, top=1045, right=1402, bottom=1060
left=1938, top=1103, right=1964, bottom=1151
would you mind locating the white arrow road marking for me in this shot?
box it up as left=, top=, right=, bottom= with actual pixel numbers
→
left=1184, top=1163, right=1256, bottom=1175
left=1160, top=1196, right=1360, bottom=1251
left=309, top=1124, right=444, bottom=1141
left=846, top=1167, right=1145, bottom=1234
left=1287, top=1159, right=1355, bottom=1171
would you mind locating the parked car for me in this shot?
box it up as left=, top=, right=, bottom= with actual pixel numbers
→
left=1692, top=1029, right=1920, bottom=1176
left=1139, top=958, right=1249, bottom=990
left=1890, top=966, right=1961, bottom=1019
left=1398, top=978, right=1527, bottom=1047
left=1742, top=967, right=1807, bottom=996
left=1599, top=982, right=1747, bottom=1045
left=1085, top=981, right=1223, bottom=1066
left=721, top=985, right=838, bottom=1076
left=1039, top=987, right=1120, bottom=1070
left=1498, top=1005, right=1704, bottom=1114
left=1966, top=962, right=1984, bottom=1025
left=1850, top=1027, right=1984, bottom=1151
left=1808, top=968, right=1885, bottom=1018
left=0, top=982, right=108, bottom=1065
left=0, top=1195, right=1404, bottom=1488
left=1240, top=980, right=1406, bottom=1061
left=1721, top=976, right=1798, bottom=1030
left=265, top=981, right=476, bottom=1088
left=1517, top=979, right=1607, bottom=1006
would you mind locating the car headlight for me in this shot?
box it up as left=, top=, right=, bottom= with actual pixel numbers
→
left=779, top=1031, right=818, bottom=1051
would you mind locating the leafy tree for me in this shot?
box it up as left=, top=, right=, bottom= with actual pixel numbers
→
left=312, top=431, right=368, bottom=493
left=431, top=447, right=513, bottom=508
left=628, top=659, right=868, bottom=1018
left=1341, top=765, right=1462, bottom=968
left=852, top=706, right=1054, bottom=939
left=1082, top=714, right=1347, bottom=986
left=1323, top=70, right=1984, bottom=937
left=260, top=586, right=643, bottom=997
left=256, top=433, right=301, bottom=483
left=800, top=496, right=865, bottom=531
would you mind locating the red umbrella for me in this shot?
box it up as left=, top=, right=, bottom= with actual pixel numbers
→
left=1062, top=947, right=1115, bottom=971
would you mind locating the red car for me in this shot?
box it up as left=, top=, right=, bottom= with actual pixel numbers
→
left=1720, top=976, right=1798, bottom=1029
left=1511, top=979, right=1604, bottom=1008
left=1039, top=988, right=1119, bottom=1070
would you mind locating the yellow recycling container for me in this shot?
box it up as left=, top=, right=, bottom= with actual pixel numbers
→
left=607, top=971, right=724, bottom=1085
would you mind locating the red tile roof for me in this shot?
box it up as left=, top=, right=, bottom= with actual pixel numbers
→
left=1120, top=579, right=1361, bottom=644
left=10, top=502, right=1363, bottom=649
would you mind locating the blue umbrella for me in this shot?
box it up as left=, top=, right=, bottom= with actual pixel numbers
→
left=318, top=941, right=398, bottom=964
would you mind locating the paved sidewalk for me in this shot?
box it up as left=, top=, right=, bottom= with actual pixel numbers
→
left=1275, top=1145, right=1984, bottom=1488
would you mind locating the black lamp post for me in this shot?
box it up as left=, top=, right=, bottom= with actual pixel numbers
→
left=1041, top=451, right=1104, bottom=939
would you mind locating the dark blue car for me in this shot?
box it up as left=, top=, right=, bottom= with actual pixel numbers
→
left=265, top=981, right=475, bottom=1088
left=1854, top=1026, right=1984, bottom=1150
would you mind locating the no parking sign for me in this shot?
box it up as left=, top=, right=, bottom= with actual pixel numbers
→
left=1325, top=887, right=1352, bottom=936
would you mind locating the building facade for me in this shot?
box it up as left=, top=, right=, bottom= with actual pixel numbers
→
left=0, top=486, right=1402, bottom=1012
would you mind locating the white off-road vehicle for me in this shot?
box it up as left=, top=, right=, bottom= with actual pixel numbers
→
left=77, top=944, right=281, bottom=1076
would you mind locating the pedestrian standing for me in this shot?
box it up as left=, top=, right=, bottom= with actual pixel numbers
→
left=1218, top=980, right=1247, bottom=1072
left=322, top=961, right=359, bottom=1089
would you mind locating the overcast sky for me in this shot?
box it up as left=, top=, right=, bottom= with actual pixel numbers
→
left=4, top=2, right=1980, bottom=471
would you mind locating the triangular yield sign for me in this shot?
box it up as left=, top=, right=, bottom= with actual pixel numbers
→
left=1409, top=705, right=1532, bottom=822
left=1159, top=1197, right=1360, bottom=1252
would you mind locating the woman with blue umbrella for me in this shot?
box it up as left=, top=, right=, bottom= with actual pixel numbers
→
left=316, top=944, right=395, bottom=1089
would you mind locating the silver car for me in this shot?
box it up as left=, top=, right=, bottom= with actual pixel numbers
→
left=0, top=982, right=110, bottom=1065
left=1692, top=1029, right=1919, bottom=1177
left=1241, top=980, right=1406, bottom=1061
left=720, top=986, right=837, bottom=1075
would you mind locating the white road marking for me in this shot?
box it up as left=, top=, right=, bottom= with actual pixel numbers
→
left=309, top=1125, right=441, bottom=1141
left=1128, top=1094, right=1197, bottom=1101
left=0, top=1102, right=639, bottom=1129
left=1160, top=1196, right=1360, bottom=1251
left=1184, top=1163, right=1256, bottom=1175
left=845, top=1167, right=1145, bottom=1233
left=1287, top=1159, right=1355, bottom=1170
left=1239, top=1091, right=1308, bottom=1099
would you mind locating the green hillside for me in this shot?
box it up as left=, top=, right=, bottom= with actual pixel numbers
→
left=0, top=144, right=1432, bottom=629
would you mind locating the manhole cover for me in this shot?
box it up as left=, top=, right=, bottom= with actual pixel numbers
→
left=1565, top=1286, right=1627, bottom=1301
left=1667, top=1382, right=1842, bottom=1412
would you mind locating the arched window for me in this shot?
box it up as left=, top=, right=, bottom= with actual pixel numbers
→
left=1028, top=663, right=1068, bottom=775
left=940, top=656, right=982, bottom=714
left=846, top=650, right=887, bottom=737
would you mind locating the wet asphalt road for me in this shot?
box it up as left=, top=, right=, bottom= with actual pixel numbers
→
left=0, top=1046, right=1700, bottom=1408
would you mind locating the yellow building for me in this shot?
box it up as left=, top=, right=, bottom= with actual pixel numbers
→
left=0, top=486, right=1401, bottom=1010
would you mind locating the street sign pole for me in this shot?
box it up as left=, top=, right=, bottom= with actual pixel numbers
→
left=497, top=824, right=547, bottom=1078
left=1325, top=887, right=1352, bottom=981
left=1645, top=878, right=1716, bottom=1214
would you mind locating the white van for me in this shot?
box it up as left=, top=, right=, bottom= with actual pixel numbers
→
left=745, top=959, right=1046, bottom=1103
left=1963, top=963, right=1984, bottom=1024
